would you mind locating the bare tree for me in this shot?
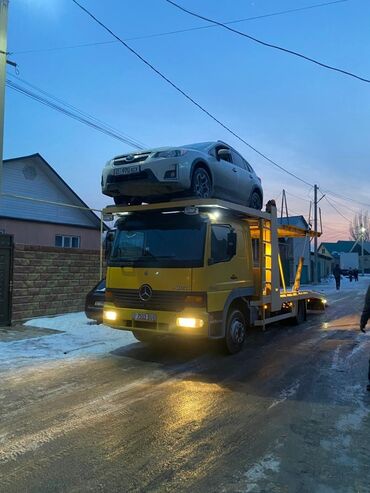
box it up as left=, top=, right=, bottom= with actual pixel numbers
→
left=350, top=210, right=369, bottom=241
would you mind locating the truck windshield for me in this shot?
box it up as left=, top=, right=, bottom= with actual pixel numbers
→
left=109, top=213, right=206, bottom=268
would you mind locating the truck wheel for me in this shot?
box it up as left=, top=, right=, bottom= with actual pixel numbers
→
left=223, top=309, right=246, bottom=354
left=290, top=300, right=306, bottom=325
left=132, top=330, right=158, bottom=344
left=191, top=168, right=212, bottom=198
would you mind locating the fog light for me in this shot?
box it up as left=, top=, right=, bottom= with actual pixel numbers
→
left=164, top=164, right=178, bottom=179
left=176, top=317, right=204, bottom=328
left=104, top=310, right=117, bottom=321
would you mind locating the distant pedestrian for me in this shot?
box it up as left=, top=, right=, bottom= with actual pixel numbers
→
left=360, top=284, right=370, bottom=391
left=349, top=268, right=353, bottom=282
left=354, top=268, right=359, bottom=282
left=333, top=264, right=341, bottom=290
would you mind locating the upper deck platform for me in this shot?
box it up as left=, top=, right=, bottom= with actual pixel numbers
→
left=103, top=198, right=321, bottom=238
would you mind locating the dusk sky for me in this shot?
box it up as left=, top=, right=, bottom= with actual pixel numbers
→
left=5, top=0, right=370, bottom=241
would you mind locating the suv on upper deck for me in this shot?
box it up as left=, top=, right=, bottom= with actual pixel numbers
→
left=102, top=141, right=263, bottom=209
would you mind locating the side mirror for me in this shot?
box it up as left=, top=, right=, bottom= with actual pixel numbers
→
left=227, top=231, right=237, bottom=257
left=217, top=149, right=231, bottom=162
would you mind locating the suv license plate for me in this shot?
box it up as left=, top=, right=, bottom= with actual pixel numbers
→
left=114, top=165, right=140, bottom=176
left=133, top=313, right=157, bottom=322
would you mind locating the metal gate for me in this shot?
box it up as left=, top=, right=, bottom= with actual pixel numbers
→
left=0, top=234, right=13, bottom=326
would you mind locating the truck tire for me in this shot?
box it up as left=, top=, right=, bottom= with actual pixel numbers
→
left=132, top=330, right=159, bottom=344
left=223, top=308, right=246, bottom=354
left=290, top=300, right=306, bottom=325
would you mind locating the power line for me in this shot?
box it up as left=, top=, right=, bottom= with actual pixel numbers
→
left=165, top=0, right=370, bottom=85
left=6, top=79, right=146, bottom=149
left=323, top=195, right=352, bottom=222
left=12, top=0, right=352, bottom=55
left=71, top=0, right=313, bottom=188
left=8, top=74, right=147, bottom=148
left=322, top=188, right=370, bottom=209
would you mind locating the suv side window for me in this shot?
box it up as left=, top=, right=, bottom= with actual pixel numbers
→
left=211, top=225, right=235, bottom=263
left=231, top=151, right=246, bottom=169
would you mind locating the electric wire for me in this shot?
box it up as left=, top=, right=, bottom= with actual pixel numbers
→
left=6, top=79, right=146, bottom=149
left=71, top=0, right=313, bottom=187
left=322, top=188, right=370, bottom=209
left=11, top=0, right=351, bottom=55
left=8, top=75, right=147, bottom=148
left=7, top=74, right=147, bottom=148
left=165, top=0, right=370, bottom=84
left=323, top=195, right=352, bottom=222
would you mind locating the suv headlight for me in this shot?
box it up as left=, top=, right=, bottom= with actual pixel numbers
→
left=153, top=149, right=187, bottom=159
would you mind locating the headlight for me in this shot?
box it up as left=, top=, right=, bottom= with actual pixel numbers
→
left=104, top=310, right=117, bottom=321
left=154, top=149, right=187, bottom=159
left=176, top=317, right=204, bottom=329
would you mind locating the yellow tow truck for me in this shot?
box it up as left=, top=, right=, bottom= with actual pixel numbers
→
left=102, top=199, right=325, bottom=353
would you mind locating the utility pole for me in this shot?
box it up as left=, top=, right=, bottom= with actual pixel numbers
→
left=313, top=184, right=318, bottom=284
left=0, top=0, right=9, bottom=195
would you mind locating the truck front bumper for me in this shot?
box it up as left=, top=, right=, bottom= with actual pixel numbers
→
left=103, top=304, right=210, bottom=338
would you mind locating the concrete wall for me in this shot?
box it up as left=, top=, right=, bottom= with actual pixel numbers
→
left=12, top=244, right=102, bottom=321
left=0, top=218, right=101, bottom=250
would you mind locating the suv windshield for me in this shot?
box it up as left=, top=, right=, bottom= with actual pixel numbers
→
left=109, top=213, right=207, bottom=268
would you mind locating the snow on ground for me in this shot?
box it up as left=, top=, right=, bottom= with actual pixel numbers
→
left=301, top=273, right=370, bottom=295
left=0, top=313, right=135, bottom=371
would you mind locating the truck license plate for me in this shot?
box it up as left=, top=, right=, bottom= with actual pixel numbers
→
left=114, top=165, right=140, bottom=176
left=133, top=313, right=157, bottom=322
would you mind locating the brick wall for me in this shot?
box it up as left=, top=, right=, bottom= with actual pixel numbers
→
left=12, top=244, right=102, bottom=321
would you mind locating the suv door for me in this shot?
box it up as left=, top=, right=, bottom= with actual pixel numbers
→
left=230, top=149, right=254, bottom=204
left=211, top=144, right=239, bottom=200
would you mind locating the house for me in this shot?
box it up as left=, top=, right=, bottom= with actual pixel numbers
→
left=278, top=215, right=311, bottom=284
left=0, top=153, right=104, bottom=325
left=0, top=153, right=102, bottom=249
left=319, top=241, right=370, bottom=273
left=310, top=250, right=333, bottom=280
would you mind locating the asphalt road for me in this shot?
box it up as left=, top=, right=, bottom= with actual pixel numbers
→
left=1, top=279, right=370, bottom=493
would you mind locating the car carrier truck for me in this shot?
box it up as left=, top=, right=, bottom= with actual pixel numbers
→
left=102, top=198, right=325, bottom=353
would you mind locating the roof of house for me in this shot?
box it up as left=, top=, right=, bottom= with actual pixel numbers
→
left=319, top=240, right=370, bottom=255
left=1, top=153, right=103, bottom=230
left=278, top=215, right=310, bottom=231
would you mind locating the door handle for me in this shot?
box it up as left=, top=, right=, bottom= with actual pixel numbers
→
left=230, top=274, right=238, bottom=280
left=232, top=168, right=237, bottom=172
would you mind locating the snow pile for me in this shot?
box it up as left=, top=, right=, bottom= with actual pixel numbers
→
left=0, top=313, right=135, bottom=371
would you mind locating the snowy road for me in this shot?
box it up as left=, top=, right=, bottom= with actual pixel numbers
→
left=0, top=277, right=370, bottom=492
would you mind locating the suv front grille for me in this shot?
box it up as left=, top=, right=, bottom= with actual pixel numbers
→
left=107, top=289, right=206, bottom=312
left=113, top=153, right=151, bottom=165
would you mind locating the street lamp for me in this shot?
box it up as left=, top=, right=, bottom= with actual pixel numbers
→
left=360, top=226, right=366, bottom=276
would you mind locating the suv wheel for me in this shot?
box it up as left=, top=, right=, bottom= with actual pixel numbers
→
left=191, top=168, right=212, bottom=198
left=249, top=191, right=262, bottom=210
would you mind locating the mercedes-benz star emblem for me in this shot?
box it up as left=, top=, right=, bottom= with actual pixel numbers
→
left=139, top=284, right=153, bottom=301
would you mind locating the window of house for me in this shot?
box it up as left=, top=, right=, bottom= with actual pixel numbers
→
left=55, top=235, right=80, bottom=248
left=211, top=225, right=234, bottom=263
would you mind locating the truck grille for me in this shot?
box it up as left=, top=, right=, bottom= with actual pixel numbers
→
left=113, top=153, right=150, bottom=165
left=107, top=289, right=206, bottom=312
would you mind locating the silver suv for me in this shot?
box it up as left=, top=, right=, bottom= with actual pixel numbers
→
left=102, top=141, right=263, bottom=209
